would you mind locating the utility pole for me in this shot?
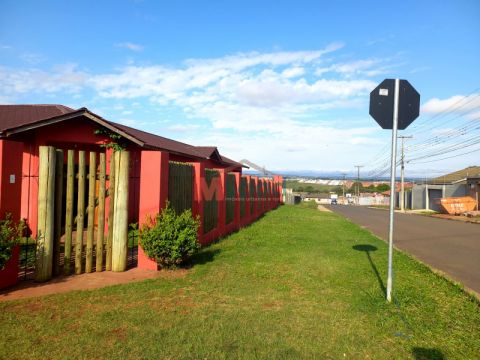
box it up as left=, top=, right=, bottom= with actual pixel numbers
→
left=354, top=165, right=364, bottom=205
left=398, top=135, right=412, bottom=212
left=341, top=173, right=347, bottom=205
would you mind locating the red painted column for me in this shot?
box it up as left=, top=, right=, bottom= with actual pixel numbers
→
left=244, top=175, right=251, bottom=226
left=233, top=172, right=241, bottom=230
left=259, top=179, right=265, bottom=215
left=217, top=169, right=227, bottom=238
left=268, top=180, right=272, bottom=210
left=278, top=176, right=284, bottom=205
left=137, top=150, right=169, bottom=270
left=271, top=177, right=276, bottom=208
left=0, top=140, right=23, bottom=222
left=269, top=180, right=274, bottom=209
left=193, top=161, right=205, bottom=243
left=266, top=180, right=270, bottom=212
left=274, top=176, right=280, bottom=208
left=20, top=142, right=38, bottom=236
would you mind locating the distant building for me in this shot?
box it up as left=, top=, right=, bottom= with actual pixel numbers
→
left=302, top=193, right=331, bottom=204
left=402, top=166, right=480, bottom=212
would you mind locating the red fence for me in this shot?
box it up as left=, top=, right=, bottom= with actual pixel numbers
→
left=137, top=151, right=283, bottom=270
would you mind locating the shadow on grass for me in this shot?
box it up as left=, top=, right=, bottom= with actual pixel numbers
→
left=412, top=347, right=445, bottom=360
left=352, top=244, right=386, bottom=296
left=185, top=248, right=221, bottom=268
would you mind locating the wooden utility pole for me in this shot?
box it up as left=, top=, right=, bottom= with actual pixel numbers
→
left=354, top=165, right=364, bottom=205
left=398, top=135, right=412, bottom=212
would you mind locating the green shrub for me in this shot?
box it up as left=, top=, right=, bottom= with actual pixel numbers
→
left=0, top=214, right=24, bottom=270
left=301, top=200, right=318, bottom=209
left=140, top=203, right=200, bottom=268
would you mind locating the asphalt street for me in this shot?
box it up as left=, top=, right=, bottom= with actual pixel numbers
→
left=327, top=205, right=480, bottom=294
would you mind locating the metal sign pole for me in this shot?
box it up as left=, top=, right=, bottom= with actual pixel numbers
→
left=386, top=78, right=400, bottom=302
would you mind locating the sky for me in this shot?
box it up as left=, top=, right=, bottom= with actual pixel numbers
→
left=1, top=0, right=479, bottom=178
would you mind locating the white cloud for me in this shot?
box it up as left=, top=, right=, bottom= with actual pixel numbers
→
left=281, top=67, right=305, bottom=78
left=115, top=42, right=144, bottom=52
left=422, top=94, right=480, bottom=114
left=0, top=63, right=87, bottom=94
left=314, top=58, right=399, bottom=78
left=180, top=123, right=381, bottom=170
left=0, top=44, right=400, bottom=170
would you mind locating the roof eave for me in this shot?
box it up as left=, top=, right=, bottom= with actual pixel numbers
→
left=142, top=144, right=205, bottom=160
left=2, top=109, right=146, bottom=148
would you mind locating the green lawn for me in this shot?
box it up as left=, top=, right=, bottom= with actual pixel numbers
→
left=1, top=205, right=479, bottom=359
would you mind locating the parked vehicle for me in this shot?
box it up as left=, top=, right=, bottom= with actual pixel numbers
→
left=330, top=193, right=338, bottom=205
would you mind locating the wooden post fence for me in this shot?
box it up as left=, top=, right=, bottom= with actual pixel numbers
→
left=63, top=150, right=75, bottom=275
left=96, top=153, right=106, bottom=272
left=53, top=149, right=64, bottom=276
left=111, top=150, right=129, bottom=272
left=35, top=146, right=56, bottom=282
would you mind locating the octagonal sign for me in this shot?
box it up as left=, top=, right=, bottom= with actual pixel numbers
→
left=369, top=79, right=420, bottom=130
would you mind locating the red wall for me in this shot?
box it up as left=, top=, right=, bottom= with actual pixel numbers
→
left=5, top=116, right=244, bottom=237
left=0, top=140, right=23, bottom=221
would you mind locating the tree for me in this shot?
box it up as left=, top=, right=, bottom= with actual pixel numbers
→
left=376, top=184, right=390, bottom=192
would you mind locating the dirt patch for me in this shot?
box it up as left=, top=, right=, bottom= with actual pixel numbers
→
left=317, top=205, right=332, bottom=212
left=0, top=268, right=185, bottom=302
left=7, top=299, right=44, bottom=314
left=156, top=268, right=190, bottom=279
left=111, top=326, right=127, bottom=341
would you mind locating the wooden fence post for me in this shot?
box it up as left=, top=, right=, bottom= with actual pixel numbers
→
left=96, top=153, right=106, bottom=272
left=64, top=150, right=75, bottom=275
left=35, top=146, right=56, bottom=282
left=85, top=152, right=96, bottom=273
left=106, top=153, right=116, bottom=271
left=75, top=151, right=86, bottom=275
left=111, top=151, right=129, bottom=272
left=53, top=149, right=63, bottom=276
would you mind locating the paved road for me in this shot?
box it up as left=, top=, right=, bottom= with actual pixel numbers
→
left=327, top=205, right=480, bottom=294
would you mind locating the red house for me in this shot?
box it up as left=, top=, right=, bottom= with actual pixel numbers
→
left=0, top=103, right=284, bottom=238
left=0, top=105, right=247, bottom=238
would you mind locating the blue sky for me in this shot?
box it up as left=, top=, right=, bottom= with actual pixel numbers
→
left=1, top=0, right=479, bottom=177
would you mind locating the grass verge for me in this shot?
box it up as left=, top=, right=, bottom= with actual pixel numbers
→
left=1, top=205, right=479, bottom=359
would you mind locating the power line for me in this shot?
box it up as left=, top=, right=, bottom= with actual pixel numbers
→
left=409, top=144, right=480, bottom=164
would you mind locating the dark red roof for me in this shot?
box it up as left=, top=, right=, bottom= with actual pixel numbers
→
left=0, top=105, right=239, bottom=163
left=194, top=146, right=245, bottom=168
left=111, top=122, right=204, bottom=159
left=221, top=155, right=247, bottom=169
left=0, top=104, right=75, bottom=132
left=195, top=146, right=218, bottom=158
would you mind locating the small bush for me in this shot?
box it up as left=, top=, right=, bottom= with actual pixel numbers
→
left=0, top=214, right=24, bottom=270
left=140, top=203, right=200, bottom=268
